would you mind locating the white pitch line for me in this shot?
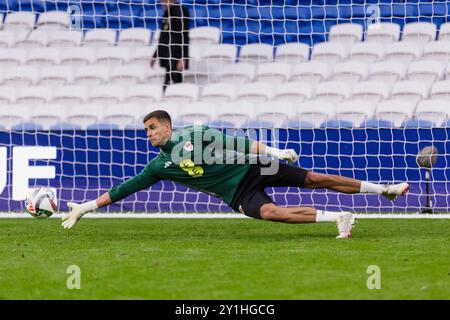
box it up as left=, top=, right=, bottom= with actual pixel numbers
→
left=1, top=213, right=450, bottom=219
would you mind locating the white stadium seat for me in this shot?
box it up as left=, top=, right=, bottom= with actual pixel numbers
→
left=375, top=100, right=415, bottom=127
left=144, top=66, right=166, bottom=86
left=414, top=99, right=449, bottom=126
left=73, top=65, right=110, bottom=86
left=3, top=12, right=36, bottom=30
left=368, top=61, right=407, bottom=84
left=384, top=41, right=423, bottom=63
left=255, top=62, right=291, bottom=84
left=95, top=46, right=131, bottom=66
left=349, top=41, right=385, bottom=63
left=164, top=83, right=199, bottom=104
left=52, top=85, right=89, bottom=105
left=438, top=22, right=450, bottom=41
left=406, top=60, right=445, bottom=85
left=335, top=100, right=376, bottom=127
left=101, top=103, right=143, bottom=129
left=239, top=43, right=273, bottom=64
left=88, top=85, right=126, bottom=105
left=314, top=81, right=352, bottom=104
left=25, top=48, right=60, bottom=67
left=30, top=104, right=67, bottom=130
left=272, top=81, right=314, bottom=103
left=198, top=83, right=236, bottom=103
left=110, top=65, right=147, bottom=85
left=295, top=101, right=336, bottom=128
left=189, top=27, right=221, bottom=45
left=275, top=42, right=310, bottom=64
left=47, top=30, right=83, bottom=47
left=65, top=104, right=102, bottom=129
left=311, top=42, right=348, bottom=63
left=83, top=29, right=117, bottom=47
left=0, top=104, right=31, bottom=130
left=290, top=61, right=331, bottom=84
left=429, top=80, right=450, bottom=100
left=15, top=29, right=52, bottom=48
left=0, top=48, right=27, bottom=67
left=217, top=62, right=256, bottom=84
left=0, top=86, right=18, bottom=105
left=16, top=86, right=53, bottom=105
left=178, top=101, right=219, bottom=125
left=402, top=22, right=437, bottom=43
left=129, top=46, right=156, bottom=65
left=350, top=81, right=391, bottom=105
left=0, top=30, right=28, bottom=48
left=201, top=44, right=238, bottom=66
left=235, top=82, right=274, bottom=103
left=254, top=101, right=294, bottom=128
left=390, top=80, right=430, bottom=105
left=124, top=84, right=163, bottom=104
left=36, top=11, right=70, bottom=30
left=3, top=66, right=39, bottom=87
left=331, top=61, right=369, bottom=83
left=422, top=41, right=450, bottom=62
left=38, top=66, right=74, bottom=86
left=329, top=23, right=363, bottom=44
left=117, top=28, right=151, bottom=46
left=60, top=47, right=96, bottom=67
left=365, top=22, right=401, bottom=43
left=217, top=102, right=256, bottom=128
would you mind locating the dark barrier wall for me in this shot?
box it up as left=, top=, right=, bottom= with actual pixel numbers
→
left=1, top=128, right=449, bottom=213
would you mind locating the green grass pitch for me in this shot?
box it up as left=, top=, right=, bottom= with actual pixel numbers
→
left=0, top=218, right=449, bottom=299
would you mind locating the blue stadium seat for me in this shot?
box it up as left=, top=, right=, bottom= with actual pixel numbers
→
left=282, top=120, right=314, bottom=129
left=241, top=119, right=274, bottom=129
left=208, top=120, right=236, bottom=129
left=401, top=119, right=434, bottom=128
left=320, top=119, right=354, bottom=129
left=360, top=119, right=395, bottom=128
left=11, top=122, right=43, bottom=130
left=50, top=123, right=82, bottom=130
left=86, top=123, right=120, bottom=130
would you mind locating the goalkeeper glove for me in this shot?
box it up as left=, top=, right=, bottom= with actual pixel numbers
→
left=61, top=200, right=98, bottom=229
left=265, top=147, right=298, bottom=163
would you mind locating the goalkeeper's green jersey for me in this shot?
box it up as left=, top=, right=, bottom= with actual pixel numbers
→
left=109, top=125, right=253, bottom=206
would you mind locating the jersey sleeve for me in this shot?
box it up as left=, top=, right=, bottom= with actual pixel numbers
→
left=108, top=162, right=160, bottom=203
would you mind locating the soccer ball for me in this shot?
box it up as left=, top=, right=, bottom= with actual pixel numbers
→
left=25, top=187, right=58, bottom=218
left=416, top=145, right=438, bottom=168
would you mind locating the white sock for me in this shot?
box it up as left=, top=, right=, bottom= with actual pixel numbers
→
left=360, top=181, right=385, bottom=195
left=315, top=210, right=341, bottom=223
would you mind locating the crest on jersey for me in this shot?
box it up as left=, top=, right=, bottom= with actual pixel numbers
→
left=183, top=141, right=194, bottom=152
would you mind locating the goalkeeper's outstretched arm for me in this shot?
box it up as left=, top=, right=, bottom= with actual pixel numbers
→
left=249, top=141, right=298, bottom=163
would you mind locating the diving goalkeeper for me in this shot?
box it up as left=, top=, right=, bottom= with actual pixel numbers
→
left=62, top=110, right=409, bottom=239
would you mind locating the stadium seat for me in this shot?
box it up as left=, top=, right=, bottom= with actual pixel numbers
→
left=52, top=85, right=89, bottom=105
left=200, top=44, right=238, bottom=67
left=349, top=41, right=385, bottom=63
left=88, top=85, right=126, bottom=104
left=320, top=119, right=354, bottom=129
left=2, top=66, right=39, bottom=87
left=49, top=123, right=83, bottom=130
left=406, top=60, right=445, bottom=85
left=375, top=100, right=416, bottom=127
left=86, top=123, right=120, bottom=130
left=384, top=42, right=423, bottom=63
left=422, top=41, right=450, bottom=63
left=400, top=119, right=434, bottom=128
left=0, top=86, right=18, bottom=106
left=294, top=101, right=336, bottom=128
left=3, top=12, right=36, bottom=30
left=414, top=99, right=449, bottom=127
left=390, top=80, right=430, bottom=105
left=314, top=81, right=352, bottom=104
left=235, top=82, right=274, bottom=103
left=16, top=86, right=52, bottom=105
left=189, top=27, right=221, bottom=45
left=110, top=65, right=147, bottom=85
left=11, top=122, right=44, bottom=131
left=38, top=66, right=74, bottom=86
left=0, top=104, right=32, bottom=130
left=290, top=61, right=331, bottom=84
left=128, top=46, right=156, bottom=65
left=47, top=30, right=83, bottom=47
left=117, top=28, right=151, bottom=46
left=438, top=22, right=450, bottom=41
left=368, top=61, right=407, bottom=84
left=101, top=103, right=143, bottom=129
left=331, top=61, right=369, bottom=83
left=430, top=80, right=450, bottom=100
left=281, top=119, right=314, bottom=129
left=60, top=47, right=96, bottom=67
left=217, top=62, right=256, bottom=84
left=360, top=119, right=394, bottom=128
left=335, top=100, right=376, bottom=127
left=177, top=101, right=219, bottom=125
left=241, top=119, right=275, bottom=129
left=163, top=83, right=199, bottom=104
left=216, top=102, right=256, bottom=128
left=65, top=104, right=103, bottom=129
left=83, top=29, right=117, bottom=47
left=124, top=84, right=163, bottom=104
left=311, top=42, right=348, bottom=63
left=402, top=22, right=437, bottom=43
left=36, top=10, right=70, bottom=30
left=207, top=120, right=236, bottom=129
left=143, top=66, right=166, bottom=86
left=275, top=43, right=310, bottom=64
left=95, top=46, right=131, bottom=66
left=254, top=62, right=291, bottom=84
left=15, top=29, right=51, bottom=48
left=0, top=48, right=27, bottom=67
left=198, top=83, right=236, bottom=103
left=29, top=103, right=66, bottom=130
left=350, top=81, right=391, bottom=105
left=73, top=65, right=110, bottom=86
left=272, top=81, right=314, bottom=103
left=0, top=30, right=28, bottom=48
left=253, top=101, right=294, bottom=128
left=239, top=43, right=274, bottom=64
left=365, top=22, right=401, bottom=44
left=25, top=48, right=60, bottom=67
left=328, top=23, right=363, bottom=44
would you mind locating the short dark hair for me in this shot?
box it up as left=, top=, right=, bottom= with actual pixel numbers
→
left=143, top=110, right=172, bottom=125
